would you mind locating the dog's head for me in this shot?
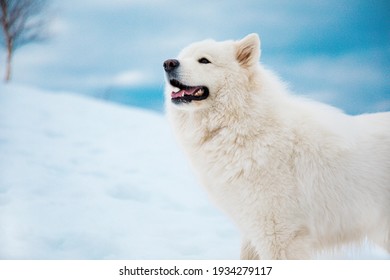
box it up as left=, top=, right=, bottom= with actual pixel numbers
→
left=164, top=33, right=261, bottom=111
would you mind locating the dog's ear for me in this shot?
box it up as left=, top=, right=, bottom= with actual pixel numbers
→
left=235, top=33, right=261, bottom=67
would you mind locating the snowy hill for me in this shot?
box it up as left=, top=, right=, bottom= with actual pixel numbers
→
left=0, top=85, right=238, bottom=259
left=0, top=85, right=388, bottom=259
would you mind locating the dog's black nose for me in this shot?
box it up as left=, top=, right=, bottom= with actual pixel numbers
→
left=163, top=59, right=180, bottom=72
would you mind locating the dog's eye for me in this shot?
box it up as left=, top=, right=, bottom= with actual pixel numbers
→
left=198, top=57, right=211, bottom=64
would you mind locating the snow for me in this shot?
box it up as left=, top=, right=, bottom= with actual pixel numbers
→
left=0, top=84, right=239, bottom=259
left=0, top=84, right=388, bottom=260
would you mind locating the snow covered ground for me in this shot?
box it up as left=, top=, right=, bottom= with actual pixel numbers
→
left=0, top=85, right=388, bottom=260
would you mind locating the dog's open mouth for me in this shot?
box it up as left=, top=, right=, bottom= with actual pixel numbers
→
left=169, top=79, right=209, bottom=104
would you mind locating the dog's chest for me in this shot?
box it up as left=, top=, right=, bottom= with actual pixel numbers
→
left=183, top=123, right=269, bottom=183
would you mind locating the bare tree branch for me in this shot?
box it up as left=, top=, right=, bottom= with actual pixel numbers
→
left=0, top=0, right=49, bottom=82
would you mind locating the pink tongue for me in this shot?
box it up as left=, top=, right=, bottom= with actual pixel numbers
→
left=171, top=87, right=200, bottom=98
left=171, top=90, right=185, bottom=98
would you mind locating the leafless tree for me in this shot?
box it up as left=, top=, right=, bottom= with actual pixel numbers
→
left=0, top=0, right=49, bottom=82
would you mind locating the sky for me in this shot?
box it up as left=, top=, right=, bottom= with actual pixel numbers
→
left=1, top=0, right=389, bottom=114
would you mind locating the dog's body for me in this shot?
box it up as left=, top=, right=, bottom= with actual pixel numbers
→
left=164, top=34, right=390, bottom=259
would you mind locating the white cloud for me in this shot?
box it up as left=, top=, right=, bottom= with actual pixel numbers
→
left=80, top=70, right=150, bottom=90
left=267, top=48, right=389, bottom=114
left=47, top=18, right=70, bottom=36
left=74, top=0, right=167, bottom=10
left=111, top=70, right=148, bottom=87
left=294, top=55, right=385, bottom=87
left=271, top=48, right=388, bottom=93
left=372, top=99, right=390, bottom=113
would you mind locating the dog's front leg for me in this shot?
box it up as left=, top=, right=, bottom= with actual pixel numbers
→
left=240, top=238, right=260, bottom=260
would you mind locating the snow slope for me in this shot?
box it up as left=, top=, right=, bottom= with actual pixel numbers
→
left=0, top=85, right=239, bottom=259
left=0, top=85, right=388, bottom=259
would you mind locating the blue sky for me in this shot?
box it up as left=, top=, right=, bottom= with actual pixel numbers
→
left=2, top=0, right=389, bottom=114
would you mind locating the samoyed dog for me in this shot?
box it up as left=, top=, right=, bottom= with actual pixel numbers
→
left=163, top=34, right=390, bottom=259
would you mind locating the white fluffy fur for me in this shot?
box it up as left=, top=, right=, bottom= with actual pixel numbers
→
left=164, top=34, right=390, bottom=259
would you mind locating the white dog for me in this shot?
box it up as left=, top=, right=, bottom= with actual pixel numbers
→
left=163, top=33, right=390, bottom=259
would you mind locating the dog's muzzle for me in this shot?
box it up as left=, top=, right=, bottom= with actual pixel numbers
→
left=163, top=59, right=209, bottom=104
